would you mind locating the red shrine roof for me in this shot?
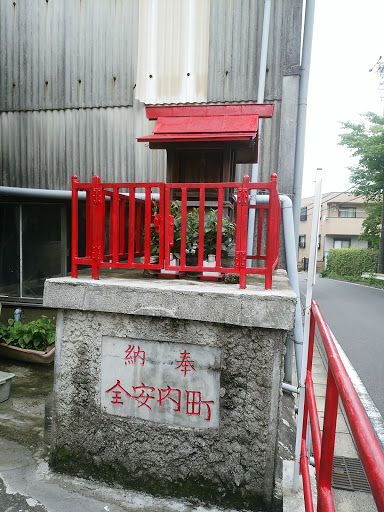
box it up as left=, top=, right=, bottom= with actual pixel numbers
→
left=137, top=104, right=274, bottom=145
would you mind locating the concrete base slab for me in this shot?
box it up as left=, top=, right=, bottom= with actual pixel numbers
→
left=0, top=438, right=255, bottom=512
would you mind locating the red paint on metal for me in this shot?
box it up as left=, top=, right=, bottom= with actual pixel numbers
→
left=145, top=104, right=274, bottom=120
left=71, top=175, right=79, bottom=278
left=138, top=104, right=273, bottom=150
left=152, top=115, right=259, bottom=134
left=299, top=301, right=384, bottom=512
left=301, top=439, right=314, bottom=512
left=71, top=175, right=281, bottom=289
left=137, top=133, right=257, bottom=143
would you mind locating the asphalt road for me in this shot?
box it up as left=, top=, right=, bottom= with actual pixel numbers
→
left=298, top=274, right=384, bottom=419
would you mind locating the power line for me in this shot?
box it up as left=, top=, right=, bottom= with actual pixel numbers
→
left=302, top=186, right=357, bottom=218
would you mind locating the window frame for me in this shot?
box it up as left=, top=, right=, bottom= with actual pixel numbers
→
left=338, top=207, right=356, bottom=218
left=298, top=234, right=306, bottom=249
left=333, top=238, right=351, bottom=249
left=300, top=206, right=308, bottom=221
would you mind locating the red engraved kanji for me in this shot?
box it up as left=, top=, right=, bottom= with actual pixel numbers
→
left=158, top=386, right=181, bottom=412
left=125, top=345, right=146, bottom=366
left=105, top=379, right=131, bottom=405
left=175, top=350, right=196, bottom=376
left=131, top=382, right=156, bottom=410
left=186, top=390, right=214, bottom=422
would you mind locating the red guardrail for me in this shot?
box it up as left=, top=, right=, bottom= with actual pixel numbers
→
left=300, top=300, right=384, bottom=511
left=71, top=174, right=281, bottom=289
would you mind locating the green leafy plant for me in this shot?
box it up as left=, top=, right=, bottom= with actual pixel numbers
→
left=319, top=267, right=328, bottom=278
left=326, top=248, right=378, bottom=278
left=151, top=201, right=235, bottom=260
left=339, top=112, right=384, bottom=273
left=201, top=208, right=235, bottom=259
left=0, top=316, right=56, bottom=351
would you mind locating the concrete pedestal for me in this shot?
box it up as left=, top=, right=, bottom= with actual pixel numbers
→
left=43, top=272, right=296, bottom=510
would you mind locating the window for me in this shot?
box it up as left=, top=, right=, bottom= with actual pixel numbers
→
left=333, top=238, right=351, bottom=249
left=338, top=207, right=356, bottom=218
left=0, top=203, right=67, bottom=300
left=300, top=206, right=307, bottom=221
left=317, top=235, right=321, bottom=250
left=298, top=235, right=306, bottom=248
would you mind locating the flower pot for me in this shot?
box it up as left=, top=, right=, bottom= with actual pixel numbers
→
left=202, top=254, right=221, bottom=277
left=0, top=343, right=55, bottom=364
left=160, top=253, right=180, bottom=275
left=0, top=371, right=15, bottom=402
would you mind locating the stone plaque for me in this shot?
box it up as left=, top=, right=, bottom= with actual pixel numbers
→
left=101, top=337, right=221, bottom=429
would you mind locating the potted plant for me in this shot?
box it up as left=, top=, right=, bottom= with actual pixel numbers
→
left=152, top=200, right=193, bottom=263
left=0, top=316, right=56, bottom=364
left=151, top=201, right=236, bottom=269
left=202, top=209, right=235, bottom=261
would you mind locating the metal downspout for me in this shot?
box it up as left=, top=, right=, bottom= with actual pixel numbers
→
left=0, top=186, right=159, bottom=202
left=246, top=0, right=272, bottom=264
left=0, top=187, right=84, bottom=201
left=252, top=194, right=304, bottom=384
left=292, top=0, right=316, bottom=242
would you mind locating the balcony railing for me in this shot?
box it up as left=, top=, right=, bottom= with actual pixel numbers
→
left=71, top=174, right=281, bottom=289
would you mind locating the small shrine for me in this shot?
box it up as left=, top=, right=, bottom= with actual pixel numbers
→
left=138, top=103, right=274, bottom=205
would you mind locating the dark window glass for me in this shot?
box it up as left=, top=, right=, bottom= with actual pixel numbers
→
left=22, top=204, right=65, bottom=298
left=0, top=204, right=20, bottom=297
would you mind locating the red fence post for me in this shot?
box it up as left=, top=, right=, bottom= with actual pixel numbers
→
left=119, top=197, right=126, bottom=255
left=317, top=367, right=338, bottom=512
left=91, top=175, right=103, bottom=280
left=71, top=175, right=79, bottom=278
left=110, top=186, right=120, bottom=264
left=236, top=175, right=249, bottom=289
left=301, top=439, right=315, bottom=512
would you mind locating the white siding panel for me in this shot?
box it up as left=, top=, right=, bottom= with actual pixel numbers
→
left=136, top=0, right=210, bottom=105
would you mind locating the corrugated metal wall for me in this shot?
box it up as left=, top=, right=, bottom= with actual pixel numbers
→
left=0, top=0, right=165, bottom=189
left=0, top=0, right=303, bottom=194
left=0, top=102, right=165, bottom=189
left=207, top=0, right=265, bottom=102
left=0, top=0, right=136, bottom=110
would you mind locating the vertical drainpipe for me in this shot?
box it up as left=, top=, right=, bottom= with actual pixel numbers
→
left=246, top=0, right=272, bottom=263
left=19, top=204, right=23, bottom=298
left=292, top=0, right=316, bottom=244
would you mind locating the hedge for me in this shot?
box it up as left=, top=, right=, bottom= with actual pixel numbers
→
left=326, top=248, right=378, bottom=278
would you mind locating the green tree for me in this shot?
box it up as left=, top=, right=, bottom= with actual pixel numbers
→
left=360, top=202, right=382, bottom=249
left=339, top=112, right=384, bottom=273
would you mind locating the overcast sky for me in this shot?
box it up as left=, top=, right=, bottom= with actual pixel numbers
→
left=302, top=0, right=384, bottom=198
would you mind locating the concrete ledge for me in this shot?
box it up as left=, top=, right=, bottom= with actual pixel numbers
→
left=43, top=271, right=296, bottom=330
left=361, top=272, right=384, bottom=281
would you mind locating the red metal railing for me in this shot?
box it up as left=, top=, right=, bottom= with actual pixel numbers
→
left=71, top=174, right=281, bottom=289
left=300, top=300, right=384, bottom=511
